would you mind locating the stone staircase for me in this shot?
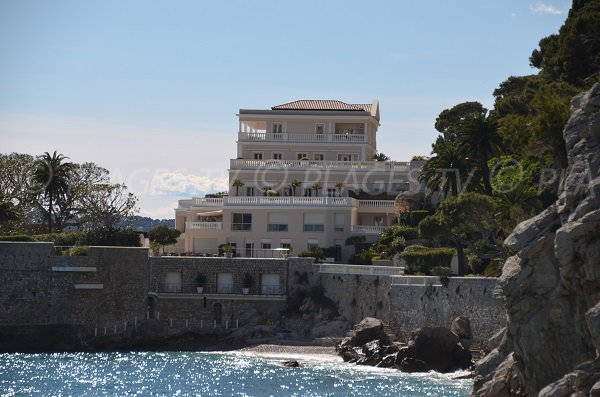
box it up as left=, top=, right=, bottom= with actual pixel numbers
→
left=383, top=323, right=397, bottom=342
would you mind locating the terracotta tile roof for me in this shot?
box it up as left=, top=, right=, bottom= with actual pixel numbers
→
left=271, top=100, right=370, bottom=111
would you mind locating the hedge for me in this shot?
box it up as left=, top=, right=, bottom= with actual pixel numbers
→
left=77, top=228, right=142, bottom=247
left=400, top=247, right=456, bottom=275
left=34, top=231, right=81, bottom=246
left=0, top=235, right=35, bottom=242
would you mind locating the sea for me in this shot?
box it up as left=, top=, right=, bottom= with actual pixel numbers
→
left=0, top=350, right=473, bottom=396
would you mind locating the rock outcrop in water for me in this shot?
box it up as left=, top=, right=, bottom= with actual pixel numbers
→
left=336, top=317, right=472, bottom=373
left=472, top=83, right=600, bottom=396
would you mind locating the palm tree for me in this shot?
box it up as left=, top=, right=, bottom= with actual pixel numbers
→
left=494, top=184, right=542, bottom=237
left=457, top=114, right=501, bottom=196
left=335, top=181, right=344, bottom=197
left=232, top=179, right=244, bottom=196
left=311, top=182, right=322, bottom=197
left=290, top=180, right=301, bottom=196
left=32, top=151, right=74, bottom=233
left=419, top=140, right=468, bottom=198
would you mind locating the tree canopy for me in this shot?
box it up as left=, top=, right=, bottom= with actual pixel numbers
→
left=148, top=224, right=181, bottom=253
left=0, top=151, right=139, bottom=234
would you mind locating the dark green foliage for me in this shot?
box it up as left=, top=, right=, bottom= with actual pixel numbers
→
left=64, top=246, right=87, bottom=256
left=298, top=246, right=325, bottom=261
left=34, top=231, right=81, bottom=246
left=398, top=210, right=431, bottom=227
left=0, top=234, right=35, bottom=242
left=348, top=247, right=375, bottom=265
left=400, top=247, right=456, bottom=275
left=530, top=0, right=600, bottom=87
left=149, top=224, right=181, bottom=253
left=484, top=259, right=504, bottom=277
left=373, top=225, right=419, bottom=258
left=419, top=193, right=496, bottom=275
left=77, top=228, right=141, bottom=247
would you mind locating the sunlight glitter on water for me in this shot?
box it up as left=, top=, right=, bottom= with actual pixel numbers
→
left=0, top=351, right=472, bottom=397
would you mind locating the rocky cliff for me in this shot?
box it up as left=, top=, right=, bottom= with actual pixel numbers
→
left=472, top=83, right=600, bottom=396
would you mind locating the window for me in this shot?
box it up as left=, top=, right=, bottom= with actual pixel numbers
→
left=268, top=213, right=288, bottom=232
left=272, top=123, right=283, bottom=133
left=315, top=123, right=325, bottom=134
left=337, top=154, right=357, bottom=161
left=314, top=153, right=324, bottom=161
left=304, top=213, right=325, bottom=232
left=246, top=187, right=255, bottom=196
left=253, top=152, right=263, bottom=160
left=232, top=213, right=252, bottom=231
left=374, top=216, right=384, bottom=226
left=261, top=241, right=272, bottom=250
left=334, top=213, right=345, bottom=232
left=280, top=242, right=291, bottom=250
left=327, top=188, right=336, bottom=197
left=307, top=239, right=319, bottom=249
left=303, top=188, right=312, bottom=197
left=297, top=153, right=308, bottom=160
left=272, top=153, right=282, bottom=160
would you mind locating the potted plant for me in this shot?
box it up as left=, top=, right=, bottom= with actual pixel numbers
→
left=220, top=244, right=234, bottom=258
left=195, top=272, right=206, bottom=294
left=242, top=273, right=253, bottom=295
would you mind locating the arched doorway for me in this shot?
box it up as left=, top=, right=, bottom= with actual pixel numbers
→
left=213, top=303, right=222, bottom=325
left=146, top=296, right=156, bottom=319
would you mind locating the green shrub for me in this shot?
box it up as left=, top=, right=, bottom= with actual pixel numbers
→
left=66, top=246, right=88, bottom=256
left=348, top=247, right=375, bottom=265
left=403, top=244, right=428, bottom=253
left=77, top=228, right=141, bottom=247
left=401, top=247, right=456, bottom=275
left=0, top=235, right=35, bottom=242
left=34, top=231, right=81, bottom=245
left=484, top=259, right=504, bottom=277
left=298, top=246, right=325, bottom=262
left=432, top=266, right=453, bottom=276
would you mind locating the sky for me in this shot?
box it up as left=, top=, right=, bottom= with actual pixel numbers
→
left=0, top=0, right=570, bottom=219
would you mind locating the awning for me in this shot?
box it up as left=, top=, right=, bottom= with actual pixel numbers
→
left=196, top=210, right=223, bottom=217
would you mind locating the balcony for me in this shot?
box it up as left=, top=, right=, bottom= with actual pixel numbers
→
left=225, top=196, right=352, bottom=207
left=351, top=225, right=388, bottom=234
left=238, top=132, right=368, bottom=144
left=230, top=159, right=409, bottom=170
left=186, top=197, right=398, bottom=210
left=357, top=200, right=395, bottom=208
left=186, top=221, right=223, bottom=230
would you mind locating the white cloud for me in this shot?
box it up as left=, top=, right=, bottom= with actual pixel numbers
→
left=530, top=2, right=563, bottom=15
left=150, top=172, right=229, bottom=196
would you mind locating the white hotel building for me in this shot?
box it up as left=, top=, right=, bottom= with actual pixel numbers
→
left=174, top=100, right=423, bottom=261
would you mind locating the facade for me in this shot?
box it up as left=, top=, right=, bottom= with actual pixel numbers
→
left=174, top=99, right=423, bottom=261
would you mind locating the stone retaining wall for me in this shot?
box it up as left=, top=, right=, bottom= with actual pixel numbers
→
left=389, top=277, right=506, bottom=347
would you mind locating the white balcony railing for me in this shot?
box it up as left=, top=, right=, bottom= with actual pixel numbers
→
left=357, top=200, right=395, bottom=208
left=192, top=197, right=225, bottom=206
left=238, top=132, right=368, bottom=143
left=318, top=264, right=404, bottom=276
left=186, top=221, right=223, bottom=230
left=225, top=196, right=352, bottom=207
left=230, top=159, right=410, bottom=170
left=351, top=225, right=388, bottom=234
